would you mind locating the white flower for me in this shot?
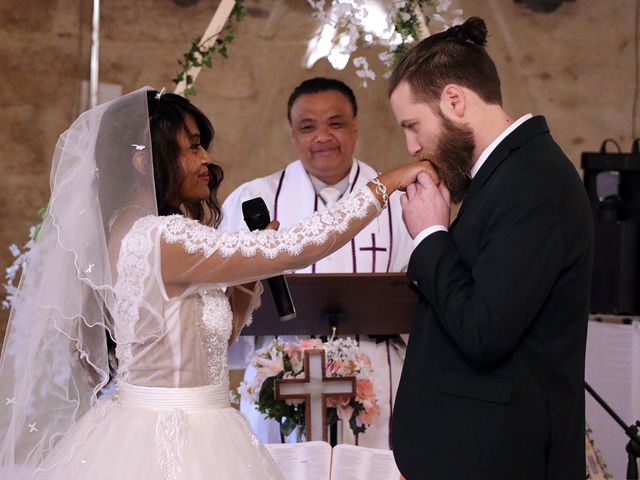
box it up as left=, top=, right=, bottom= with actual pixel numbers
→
left=237, top=381, right=259, bottom=403
left=9, top=244, right=20, bottom=257
left=353, top=56, right=367, bottom=68
left=378, top=51, right=392, bottom=63
left=437, top=0, right=452, bottom=13
left=307, top=0, right=325, bottom=9
left=303, top=0, right=463, bottom=86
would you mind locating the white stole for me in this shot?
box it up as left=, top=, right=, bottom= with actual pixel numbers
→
left=273, top=159, right=395, bottom=274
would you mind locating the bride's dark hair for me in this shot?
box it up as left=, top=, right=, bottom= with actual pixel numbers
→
left=147, top=90, right=224, bottom=226
left=94, top=90, right=225, bottom=383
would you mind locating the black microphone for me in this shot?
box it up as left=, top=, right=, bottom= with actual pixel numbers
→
left=242, top=197, right=297, bottom=322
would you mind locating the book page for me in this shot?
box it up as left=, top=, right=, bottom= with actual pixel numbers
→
left=331, top=444, right=401, bottom=480
left=265, top=441, right=332, bottom=480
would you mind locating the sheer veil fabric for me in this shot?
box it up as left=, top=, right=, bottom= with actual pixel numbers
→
left=0, top=88, right=157, bottom=476
left=0, top=87, right=384, bottom=478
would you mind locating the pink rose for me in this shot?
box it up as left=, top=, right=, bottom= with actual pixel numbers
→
left=358, top=403, right=380, bottom=426
left=356, top=379, right=375, bottom=400
left=283, top=343, right=303, bottom=373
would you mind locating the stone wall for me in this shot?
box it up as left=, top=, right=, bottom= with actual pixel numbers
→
left=0, top=0, right=636, bottom=341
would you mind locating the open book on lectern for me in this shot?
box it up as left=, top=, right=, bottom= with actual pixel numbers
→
left=265, top=442, right=402, bottom=480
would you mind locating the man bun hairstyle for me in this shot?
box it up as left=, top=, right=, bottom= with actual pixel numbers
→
left=388, top=16, right=502, bottom=106
left=447, top=16, right=488, bottom=47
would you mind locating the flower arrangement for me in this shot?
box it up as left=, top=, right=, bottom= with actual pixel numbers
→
left=2, top=207, right=46, bottom=309
left=306, top=0, right=464, bottom=86
left=172, top=0, right=463, bottom=94
left=237, top=337, right=380, bottom=440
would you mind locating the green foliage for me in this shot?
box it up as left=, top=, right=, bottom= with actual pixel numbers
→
left=390, top=0, right=434, bottom=67
left=255, top=375, right=306, bottom=437
left=349, top=413, right=366, bottom=435
left=33, top=206, right=47, bottom=239
left=172, top=0, right=246, bottom=96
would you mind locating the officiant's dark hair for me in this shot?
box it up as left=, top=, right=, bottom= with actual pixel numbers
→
left=147, top=90, right=224, bottom=226
left=287, top=77, right=358, bottom=123
left=388, top=17, right=502, bottom=107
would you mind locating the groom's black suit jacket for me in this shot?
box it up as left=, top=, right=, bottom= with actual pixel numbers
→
left=392, top=117, right=593, bottom=480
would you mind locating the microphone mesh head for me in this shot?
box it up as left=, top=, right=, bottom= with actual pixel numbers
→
left=242, top=197, right=271, bottom=231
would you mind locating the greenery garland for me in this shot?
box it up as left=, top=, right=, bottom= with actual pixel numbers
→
left=172, top=0, right=246, bottom=96
left=171, top=1, right=463, bottom=91
left=389, top=0, right=433, bottom=65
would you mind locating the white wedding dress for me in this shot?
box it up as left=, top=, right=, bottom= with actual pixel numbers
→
left=28, top=186, right=380, bottom=480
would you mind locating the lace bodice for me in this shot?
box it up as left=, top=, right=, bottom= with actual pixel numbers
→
left=112, top=186, right=381, bottom=388
left=198, top=289, right=233, bottom=384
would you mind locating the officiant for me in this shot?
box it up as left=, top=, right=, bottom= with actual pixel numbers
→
left=221, top=77, right=414, bottom=449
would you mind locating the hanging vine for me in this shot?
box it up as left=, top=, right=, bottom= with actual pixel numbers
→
left=173, top=0, right=246, bottom=96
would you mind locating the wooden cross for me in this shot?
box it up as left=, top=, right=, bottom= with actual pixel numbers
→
left=173, top=0, right=237, bottom=96
left=275, top=349, right=356, bottom=442
left=359, top=233, right=386, bottom=273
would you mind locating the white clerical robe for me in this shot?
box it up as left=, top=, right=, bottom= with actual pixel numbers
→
left=220, top=159, right=413, bottom=450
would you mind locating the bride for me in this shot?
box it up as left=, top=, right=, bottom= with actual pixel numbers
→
left=0, top=87, right=433, bottom=479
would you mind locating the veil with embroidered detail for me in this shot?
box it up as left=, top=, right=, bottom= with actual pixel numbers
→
left=0, top=87, right=157, bottom=475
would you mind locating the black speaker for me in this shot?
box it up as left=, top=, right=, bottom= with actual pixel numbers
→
left=591, top=218, right=638, bottom=314
left=582, top=139, right=640, bottom=314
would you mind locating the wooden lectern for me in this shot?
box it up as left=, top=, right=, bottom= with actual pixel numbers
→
left=243, top=273, right=416, bottom=445
left=242, top=272, right=417, bottom=336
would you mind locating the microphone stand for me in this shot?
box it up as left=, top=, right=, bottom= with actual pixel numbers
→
left=585, top=382, right=640, bottom=479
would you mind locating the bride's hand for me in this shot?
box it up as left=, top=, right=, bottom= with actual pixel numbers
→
left=235, top=220, right=279, bottom=292
left=376, top=161, right=439, bottom=194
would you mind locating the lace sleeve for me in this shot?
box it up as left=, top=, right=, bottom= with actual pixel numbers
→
left=160, top=186, right=381, bottom=288
left=227, top=281, right=263, bottom=343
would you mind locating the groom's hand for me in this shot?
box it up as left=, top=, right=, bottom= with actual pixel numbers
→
left=400, top=172, right=451, bottom=238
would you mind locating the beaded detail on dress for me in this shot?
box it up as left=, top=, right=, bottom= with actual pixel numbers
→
left=198, top=290, right=233, bottom=385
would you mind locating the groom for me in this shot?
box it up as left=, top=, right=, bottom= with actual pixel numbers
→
left=389, top=17, right=592, bottom=480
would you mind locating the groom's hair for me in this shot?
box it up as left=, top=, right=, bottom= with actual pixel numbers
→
left=287, top=77, right=358, bottom=123
left=388, top=16, right=502, bottom=107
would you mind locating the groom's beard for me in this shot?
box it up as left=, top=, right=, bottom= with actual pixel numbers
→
left=426, top=116, right=476, bottom=204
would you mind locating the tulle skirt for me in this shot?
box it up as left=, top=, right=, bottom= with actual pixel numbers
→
left=33, top=382, right=284, bottom=480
